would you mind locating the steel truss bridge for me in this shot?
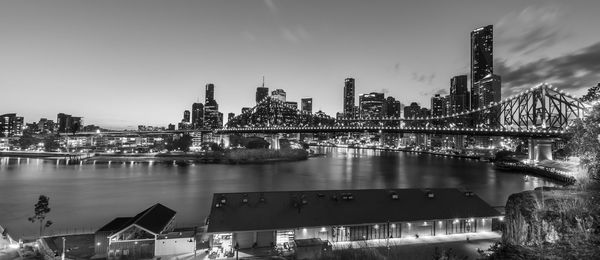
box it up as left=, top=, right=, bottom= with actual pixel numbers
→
left=70, top=84, right=585, bottom=138
left=221, top=83, right=586, bottom=137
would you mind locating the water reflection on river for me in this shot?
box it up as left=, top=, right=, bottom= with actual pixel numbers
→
left=0, top=147, right=553, bottom=237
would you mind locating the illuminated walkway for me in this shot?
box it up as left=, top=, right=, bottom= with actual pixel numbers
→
left=332, top=231, right=501, bottom=250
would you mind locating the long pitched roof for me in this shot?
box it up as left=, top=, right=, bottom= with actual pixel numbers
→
left=97, top=203, right=176, bottom=235
left=207, top=188, right=500, bottom=233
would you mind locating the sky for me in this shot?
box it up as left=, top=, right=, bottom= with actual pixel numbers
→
left=1, top=0, right=599, bottom=129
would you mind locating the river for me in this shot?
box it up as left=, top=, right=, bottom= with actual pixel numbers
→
left=0, top=147, right=554, bottom=237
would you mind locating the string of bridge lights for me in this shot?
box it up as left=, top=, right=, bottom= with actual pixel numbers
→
left=226, top=83, right=583, bottom=127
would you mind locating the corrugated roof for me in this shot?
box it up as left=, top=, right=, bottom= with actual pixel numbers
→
left=97, top=217, right=132, bottom=232
left=207, top=189, right=500, bottom=233
left=129, top=203, right=176, bottom=234
left=97, top=203, right=176, bottom=235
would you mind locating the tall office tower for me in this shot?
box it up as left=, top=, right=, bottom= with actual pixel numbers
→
left=431, top=94, right=445, bottom=117
left=359, top=92, right=385, bottom=117
left=403, top=102, right=421, bottom=119
left=183, top=110, right=191, bottom=123
left=384, top=96, right=401, bottom=117
left=444, top=95, right=451, bottom=116
left=450, top=75, right=469, bottom=113
left=227, top=113, right=235, bottom=122
left=57, top=113, right=72, bottom=133
left=471, top=25, right=493, bottom=109
left=204, top=83, right=221, bottom=129
left=0, top=113, right=24, bottom=137
left=192, top=103, right=204, bottom=128
left=343, top=78, right=355, bottom=117
left=256, top=81, right=270, bottom=104
left=475, top=74, right=501, bottom=127
left=271, top=89, right=286, bottom=102
left=476, top=74, right=501, bottom=106
left=205, top=84, right=215, bottom=104
left=301, top=98, right=313, bottom=114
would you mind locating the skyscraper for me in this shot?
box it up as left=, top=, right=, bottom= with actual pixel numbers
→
left=384, top=96, right=401, bottom=117
left=430, top=94, right=445, bottom=117
left=271, top=89, right=286, bottom=102
left=343, top=78, right=355, bottom=117
left=205, top=83, right=215, bottom=104
left=192, top=103, right=204, bottom=128
left=0, top=113, right=24, bottom=137
left=404, top=102, right=421, bottom=119
left=204, top=83, right=222, bottom=129
left=471, top=25, right=493, bottom=109
left=301, top=98, right=313, bottom=114
left=183, top=110, right=190, bottom=123
left=475, top=74, right=501, bottom=127
left=450, top=75, right=469, bottom=113
left=256, top=87, right=269, bottom=104
left=359, top=92, right=385, bottom=117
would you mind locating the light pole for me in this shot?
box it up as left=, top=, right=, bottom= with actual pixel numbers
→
left=61, top=237, right=65, bottom=260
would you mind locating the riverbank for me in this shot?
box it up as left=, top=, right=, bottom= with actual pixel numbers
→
left=0, top=149, right=310, bottom=165
left=493, top=161, right=576, bottom=185
left=310, top=144, right=485, bottom=161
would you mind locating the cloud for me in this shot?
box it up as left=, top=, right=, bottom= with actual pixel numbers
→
left=280, top=25, right=310, bottom=43
left=419, top=88, right=449, bottom=97
left=411, top=72, right=435, bottom=85
left=496, top=41, right=600, bottom=95
left=495, top=5, right=568, bottom=55
left=264, top=0, right=278, bottom=14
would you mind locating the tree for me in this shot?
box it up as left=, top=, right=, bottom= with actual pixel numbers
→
left=43, top=136, right=59, bottom=152
left=12, top=132, right=39, bottom=150
left=28, top=195, right=53, bottom=237
left=580, top=83, right=600, bottom=103
left=71, top=122, right=80, bottom=136
left=566, top=103, right=600, bottom=181
left=166, top=134, right=193, bottom=152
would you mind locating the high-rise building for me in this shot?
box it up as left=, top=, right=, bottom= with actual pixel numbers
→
left=404, top=102, right=421, bottom=119
left=204, top=83, right=223, bottom=129
left=227, top=113, right=235, bottom=122
left=0, top=113, right=24, bottom=137
left=431, top=94, right=445, bottom=117
left=205, top=84, right=215, bottom=104
left=471, top=25, right=493, bottom=109
left=343, top=78, right=355, bottom=117
left=384, top=96, right=401, bottom=117
left=183, top=110, right=190, bottom=123
left=301, top=98, right=313, bottom=114
left=192, top=103, right=204, bottom=128
left=271, top=89, right=286, bottom=102
left=475, top=74, right=501, bottom=127
left=450, top=75, right=469, bottom=113
left=57, top=113, right=71, bottom=133
left=359, top=92, right=385, bottom=117
left=476, top=74, right=501, bottom=107
left=256, top=87, right=269, bottom=104
left=285, top=101, right=298, bottom=110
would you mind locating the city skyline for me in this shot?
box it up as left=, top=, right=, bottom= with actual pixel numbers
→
left=1, top=0, right=600, bottom=129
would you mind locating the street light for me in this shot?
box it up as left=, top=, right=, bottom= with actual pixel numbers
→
left=61, top=237, right=66, bottom=260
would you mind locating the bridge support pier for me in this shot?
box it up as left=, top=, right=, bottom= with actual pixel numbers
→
left=219, top=135, right=230, bottom=148
left=528, top=139, right=553, bottom=162
left=268, top=134, right=280, bottom=150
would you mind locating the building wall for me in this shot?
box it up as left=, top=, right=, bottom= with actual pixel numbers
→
left=94, top=231, right=112, bottom=256
left=232, top=232, right=254, bottom=249
left=155, top=238, right=196, bottom=256
left=108, top=240, right=155, bottom=259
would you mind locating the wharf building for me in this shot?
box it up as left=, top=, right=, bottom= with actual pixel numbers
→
left=0, top=113, right=24, bottom=137
left=94, top=203, right=196, bottom=260
left=205, top=189, right=501, bottom=252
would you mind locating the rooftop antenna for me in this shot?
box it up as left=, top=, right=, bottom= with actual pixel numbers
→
left=262, top=76, right=265, bottom=88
